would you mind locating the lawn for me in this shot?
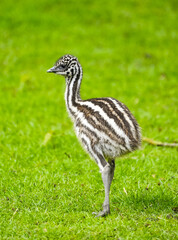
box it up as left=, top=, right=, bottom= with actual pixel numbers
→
left=0, top=0, right=177, bottom=239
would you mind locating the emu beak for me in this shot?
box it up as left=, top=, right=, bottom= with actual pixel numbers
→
left=47, top=66, right=56, bottom=73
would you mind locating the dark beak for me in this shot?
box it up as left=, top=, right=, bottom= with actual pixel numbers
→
left=47, top=66, right=57, bottom=73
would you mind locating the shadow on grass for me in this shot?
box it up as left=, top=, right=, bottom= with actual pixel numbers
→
left=112, top=190, right=177, bottom=214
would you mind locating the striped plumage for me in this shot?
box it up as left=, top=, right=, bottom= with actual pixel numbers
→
left=47, top=54, right=141, bottom=217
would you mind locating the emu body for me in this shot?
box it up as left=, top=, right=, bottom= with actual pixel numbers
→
left=47, top=54, right=141, bottom=217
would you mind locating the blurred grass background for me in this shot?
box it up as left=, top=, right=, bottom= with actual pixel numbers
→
left=0, top=0, right=177, bottom=239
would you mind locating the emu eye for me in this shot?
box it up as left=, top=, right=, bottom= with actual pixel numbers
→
left=60, top=63, right=67, bottom=68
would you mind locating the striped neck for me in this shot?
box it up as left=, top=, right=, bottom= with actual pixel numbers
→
left=65, top=63, right=83, bottom=118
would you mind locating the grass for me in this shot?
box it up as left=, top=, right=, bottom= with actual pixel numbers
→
left=0, top=0, right=177, bottom=239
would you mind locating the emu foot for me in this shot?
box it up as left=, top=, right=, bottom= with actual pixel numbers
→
left=92, top=204, right=110, bottom=217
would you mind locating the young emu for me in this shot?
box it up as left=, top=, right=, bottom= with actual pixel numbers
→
left=47, top=55, right=141, bottom=217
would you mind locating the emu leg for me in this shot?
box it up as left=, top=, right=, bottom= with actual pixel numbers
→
left=96, top=160, right=115, bottom=217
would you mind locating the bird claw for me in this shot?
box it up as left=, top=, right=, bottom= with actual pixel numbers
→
left=92, top=210, right=110, bottom=217
left=92, top=212, right=98, bottom=216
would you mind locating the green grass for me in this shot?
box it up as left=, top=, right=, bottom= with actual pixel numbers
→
left=0, top=0, right=178, bottom=239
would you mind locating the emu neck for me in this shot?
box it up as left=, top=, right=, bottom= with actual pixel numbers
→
left=65, top=64, right=83, bottom=118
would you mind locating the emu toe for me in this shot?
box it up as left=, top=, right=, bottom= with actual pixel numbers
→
left=93, top=204, right=110, bottom=217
